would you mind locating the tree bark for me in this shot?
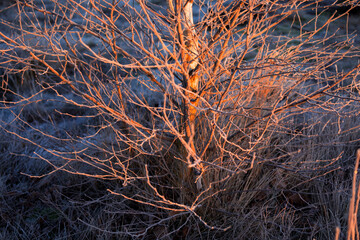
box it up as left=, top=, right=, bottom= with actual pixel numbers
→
left=167, top=0, right=203, bottom=190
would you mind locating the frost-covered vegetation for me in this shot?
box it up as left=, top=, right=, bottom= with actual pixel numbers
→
left=1, top=0, right=360, bottom=239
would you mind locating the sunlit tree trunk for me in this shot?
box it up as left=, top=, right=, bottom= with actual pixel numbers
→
left=167, top=0, right=203, bottom=190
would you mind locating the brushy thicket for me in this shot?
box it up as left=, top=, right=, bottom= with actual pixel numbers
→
left=1, top=0, right=360, bottom=239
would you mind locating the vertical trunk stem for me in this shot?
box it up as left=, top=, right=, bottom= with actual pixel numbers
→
left=182, top=0, right=203, bottom=190
left=168, top=0, right=203, bottom=190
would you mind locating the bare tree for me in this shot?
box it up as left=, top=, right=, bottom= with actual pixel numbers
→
left=1, top=0, right=360, bottom=238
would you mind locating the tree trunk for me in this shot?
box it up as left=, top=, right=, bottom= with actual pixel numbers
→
left=167, top=0, right=203, bottom=190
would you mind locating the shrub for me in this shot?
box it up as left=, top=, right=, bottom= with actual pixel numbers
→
left=1, top=0, right=360, bottom=238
